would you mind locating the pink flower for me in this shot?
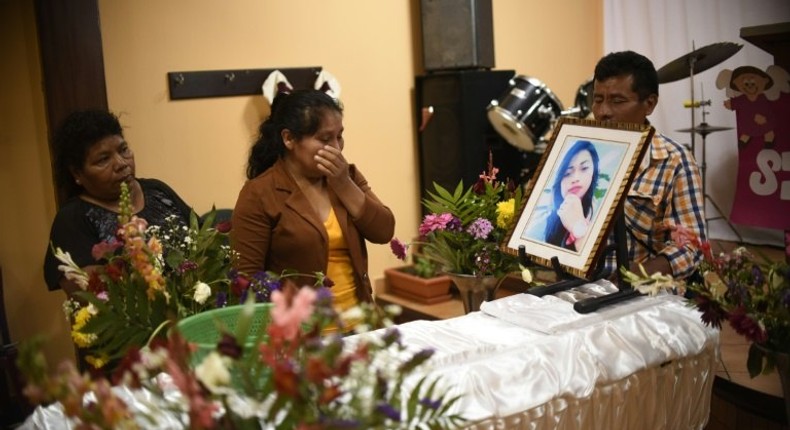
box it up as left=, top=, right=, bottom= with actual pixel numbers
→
left=418, top=213, right=455, bottom=236
left=664, top=223, right=699, bottom=248
left=91, top=239, right=122, bottom=260
left=271, top=287, right=316, bottom=340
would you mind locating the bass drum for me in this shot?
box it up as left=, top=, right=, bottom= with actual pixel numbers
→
left=487, top=75, right=563, bottom=152
left=573, top=78, right=594, bottom=119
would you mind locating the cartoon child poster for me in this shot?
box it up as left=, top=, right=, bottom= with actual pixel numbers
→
left=716, top=65, right=790, bottom=230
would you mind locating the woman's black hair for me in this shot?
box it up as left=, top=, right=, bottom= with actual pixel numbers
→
left=543, top=140, right=600, bottom=248
left=246, top=89, right=343, bottom=179
left=53, top=109, right=124, bottom=199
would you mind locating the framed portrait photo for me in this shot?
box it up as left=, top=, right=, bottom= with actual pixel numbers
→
left=505, top=117, right=654, bottom=279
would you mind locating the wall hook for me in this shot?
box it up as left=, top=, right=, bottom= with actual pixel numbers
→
left=173, top=73, right=185, bottom=86
left=224, top=72, right=235, bottom=83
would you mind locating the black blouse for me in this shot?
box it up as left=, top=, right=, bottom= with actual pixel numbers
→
left=43, top=178, right=192, bottom=291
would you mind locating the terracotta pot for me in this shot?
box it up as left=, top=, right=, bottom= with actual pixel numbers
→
left=445, top=273, right=504, bottom=314
left=384, top=266, right=453, bottom=304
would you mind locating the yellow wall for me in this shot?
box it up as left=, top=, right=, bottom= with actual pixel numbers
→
left=3, top=0, right=601, bottom=365
left=1, top=0, right=73, bottom=363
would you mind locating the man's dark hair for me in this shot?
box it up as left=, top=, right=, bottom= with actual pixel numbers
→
left=594, top=51, right=659, bottom=101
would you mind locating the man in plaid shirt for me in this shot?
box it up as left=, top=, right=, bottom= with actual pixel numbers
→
left=592, top=51, right=706, bottom=281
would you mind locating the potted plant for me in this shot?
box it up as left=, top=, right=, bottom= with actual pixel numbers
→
left=384, top=251, right=454, bottom=304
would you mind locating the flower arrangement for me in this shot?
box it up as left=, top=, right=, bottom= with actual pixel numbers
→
left=54, top=183, right=315, bottom=369
left=622, top=224, right=790, bottom=376
left=391, top=160, right=527, bottom=281
left=19, top=286, right=467, bottom=429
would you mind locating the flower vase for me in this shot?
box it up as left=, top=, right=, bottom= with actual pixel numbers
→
left=446, top=273, right=503, bottom=314
left=755, top=344, right=790, bottom=425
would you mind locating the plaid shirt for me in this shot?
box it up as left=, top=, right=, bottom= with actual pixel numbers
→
left=605, top=133, right=706, bottom=279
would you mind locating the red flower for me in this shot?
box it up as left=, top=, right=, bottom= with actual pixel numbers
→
left=728, top=306, right=767, bottom=344
left=693, top=294, right=727, bottom=329
left=231, top=274, right=250, bottom=297
left=272, top=362, right=300, bottom=398
left=305, top=356, right=333, bottom=383
left=215, top=220, right=232, bottom=233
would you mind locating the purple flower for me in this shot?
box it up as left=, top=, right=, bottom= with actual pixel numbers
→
left=751, top=265, right=764, bottom=286
left=446, top=216, right=462, bottom=231
left=390, top=238, right=408, bottom=260
left=399, top=348, right=435, bottom=373
left=316, top=287, right=334, bottom=302
left=215, top=292, right=227, bottom=308
left=419, top=397, right=442, bottom=410
left=466, top=218, right=493, bottom=239
left=475, top=250, right=492, bottom=274
left=375, top=403, right=401, bottom=421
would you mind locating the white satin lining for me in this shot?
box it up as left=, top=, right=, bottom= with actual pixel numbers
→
left=386, top=294, right=718, bottom=426
left=20, top=295, right=719, bottom=429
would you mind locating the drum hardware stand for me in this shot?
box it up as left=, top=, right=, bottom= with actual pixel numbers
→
left=682, top=90, right=744, bottom=243
left=520, top=211, right=643, bottom=314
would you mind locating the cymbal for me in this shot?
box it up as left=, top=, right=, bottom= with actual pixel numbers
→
left=657, top=42, right=743, bottom=84
left=676, top=123, right=733, bottom=135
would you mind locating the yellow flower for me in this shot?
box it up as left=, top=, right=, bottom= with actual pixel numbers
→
left=85, top=353, right=109, bottom=369
left=496, top=198, right=515, bottom=229
left=704, top=271, right=726, bottom=300
left=71, top=307, right=97, bottom=348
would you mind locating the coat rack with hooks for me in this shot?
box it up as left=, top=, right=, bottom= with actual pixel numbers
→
left=167, top=67, right=322, bottom=100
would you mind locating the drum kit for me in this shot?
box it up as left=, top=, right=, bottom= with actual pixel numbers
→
left=487, top=76, right=592, bottom=154
left=485, top=41, right=743, bottom=238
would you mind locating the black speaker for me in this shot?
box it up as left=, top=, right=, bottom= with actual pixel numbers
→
left=416, top=70, right=541, bottom=216
left=420, top=0, right=495, bottom=71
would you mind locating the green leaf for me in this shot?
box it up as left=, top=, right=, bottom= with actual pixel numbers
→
left=747, top=343, right=766, bottom=377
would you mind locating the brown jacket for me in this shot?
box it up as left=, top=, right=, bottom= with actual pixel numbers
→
left=231, top=159, right=395, bottom=302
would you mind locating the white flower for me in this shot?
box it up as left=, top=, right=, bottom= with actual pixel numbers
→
left=53, top=247, right=89, bottom=290
left=383, top=304, right=402, bottom=316
left=623, top=264, right=675, bottom=296
left=340, top=306, right=364, bottom=322
left=195, top=351, right=231, bottom=393
left=193, top=281, right=211, bottom=304
left=519, top=265, right=533, bottom=283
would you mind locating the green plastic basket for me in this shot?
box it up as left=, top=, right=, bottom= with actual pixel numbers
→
left=176, top=303, right=273, bottom=365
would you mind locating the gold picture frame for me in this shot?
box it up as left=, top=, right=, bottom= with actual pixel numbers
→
left=505, top=117, right=654, bottom=279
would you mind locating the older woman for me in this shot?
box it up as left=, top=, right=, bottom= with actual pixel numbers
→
left=44, top=110, right=192, bottom=293
left=232, top=90, right=395, bottom=332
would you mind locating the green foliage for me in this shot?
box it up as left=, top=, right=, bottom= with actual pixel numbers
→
left=419, top=175, right=522, bottom=278
left=413, top=255, right=440, bottom=279
left=55, top=182, right=238, bottom=370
